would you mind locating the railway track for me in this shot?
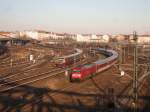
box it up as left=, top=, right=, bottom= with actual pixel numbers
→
left=14, top=55, right=104, bottom=111
left=0, top=60, right=34, bottom=76
left=0, top=68, right=63, bottom=92
left=0, top=46, right=107, bottom=111
left=0, top=52, right=52, bottom=76
left=0, top=47, right=109, bottom=91
left=0, top=52, right=97, bottom=93
left=115, top=64, right=150, bottom=108
left=21, top=67, right=110, bottom=112
left=0, top=44, right=55, bottom=81
left=0, top=59, right=29, bottom=70
left=1, top=44, right=149, bottom=111
left=0, top=56, right=52, bottom=80
left=0, top=54, right=10, bottom=64
left=0, top=56, right=27, bottom=65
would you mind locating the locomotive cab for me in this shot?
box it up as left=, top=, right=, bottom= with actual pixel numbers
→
left=55, top=58, right=66, bottom=68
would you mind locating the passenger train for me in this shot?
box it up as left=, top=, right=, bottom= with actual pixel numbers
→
left=70, top=48, right=118, bottom=81
left=55, top=48, right=83, bottom=68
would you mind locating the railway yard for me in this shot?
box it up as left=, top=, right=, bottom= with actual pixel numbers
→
left=0, top=39, right=150, bottom=112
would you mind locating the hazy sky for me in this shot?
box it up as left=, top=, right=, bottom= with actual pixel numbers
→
left=0, top=0, right=150, bottom=34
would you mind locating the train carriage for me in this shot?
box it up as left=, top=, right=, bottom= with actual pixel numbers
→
left=55, top=48, right=83, bottom=68
left=70, top=48, right=118, bottom=82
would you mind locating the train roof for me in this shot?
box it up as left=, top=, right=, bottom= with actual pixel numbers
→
left=60, top=48, right=82, bottom=59
left=73, top=64, right=94, bottom=70
left=83, top=64, right=94, bottom=69
left=93, top=48, right=118, bottom=65
left=72, top=48, right=118, bottom=70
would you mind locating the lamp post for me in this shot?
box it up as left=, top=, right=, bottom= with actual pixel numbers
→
left=133, top=31, right=138, bottom=112
left=118, top=43, right=123, bottom=70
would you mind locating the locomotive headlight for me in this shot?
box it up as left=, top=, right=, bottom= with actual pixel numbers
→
left=77, top=74, right=81, bottom=77
left=72, top=73, right=81, bottom=78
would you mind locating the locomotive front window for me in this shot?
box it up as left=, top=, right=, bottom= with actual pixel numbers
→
left=73, top=70, right=80, bottom=73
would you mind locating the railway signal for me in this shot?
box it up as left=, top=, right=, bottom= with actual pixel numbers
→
left=29, top=54, right=36, bottom=64
left=120, top=70, right=125, bottom=76
left=10, top=58, right=13, bottom=68
left=29, top=54, right=33, bottom=61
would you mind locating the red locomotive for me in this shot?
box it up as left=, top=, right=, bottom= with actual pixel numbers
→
left=70, top=48, right=118, bottom=81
